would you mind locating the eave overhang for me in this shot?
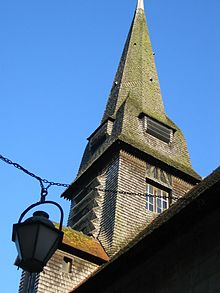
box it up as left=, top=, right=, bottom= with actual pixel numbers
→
left=71, top=166, right=220, bottom=292
left=61, top=139, right=201, bottom=200
left=56, top=226, right=109, bottom=265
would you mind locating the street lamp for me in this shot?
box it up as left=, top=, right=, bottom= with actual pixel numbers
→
left=12, top=191, right=64, bottom=273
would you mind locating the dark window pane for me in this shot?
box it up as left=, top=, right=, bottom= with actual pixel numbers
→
left=157, top=207, right=162, bottom=213
left=149, top=204, right=154, bottom=212
left=157, top=198, right=161, bottom=207
left=149, top=184, right=153, bottom=194
left=163, top=201, right=168, bottom=209
left=149, top=195, right=154, bottom=204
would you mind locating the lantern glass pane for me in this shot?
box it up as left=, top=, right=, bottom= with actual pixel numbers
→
left=16, top=223, right=38, bottom=259
left=34, top=224, right=60, bottom=263
left=15, top=236, right=22, bottom=259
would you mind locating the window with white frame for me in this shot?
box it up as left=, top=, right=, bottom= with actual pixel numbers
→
left=146, top=183, right=169, bottom=213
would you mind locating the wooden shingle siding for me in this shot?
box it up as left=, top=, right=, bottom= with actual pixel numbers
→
left=97, top=155, right=120, bottom=253
left=23, top=3, right=201, bottom=292
left=30, top=250, right=98, bottom=293
left=67, top=149, right=196, bottom=257
left=172, top=176, right=194, bottom=201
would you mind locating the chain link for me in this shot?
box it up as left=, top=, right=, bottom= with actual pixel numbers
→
left=0, top=154, right=70, bottom=188
left=94, top=187, right=179, bottom=200
left=0, top=154, right=187, bottom=202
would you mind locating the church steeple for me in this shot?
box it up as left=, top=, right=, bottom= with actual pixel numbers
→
left=19, top=3, right=202, bottom=292
left=63, top=1, right=200, bottom=255
left=102, top=0, right=165, bottom=124
left=74, top=0, right=199, bottom=180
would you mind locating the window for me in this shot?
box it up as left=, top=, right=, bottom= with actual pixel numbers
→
left=62, top=257, right=73, bottom=273
left=145, top=116, right=173, bottom=143
left=146, top=184, right=169, bottom=213
left=89, top=119, right=114, bottom=153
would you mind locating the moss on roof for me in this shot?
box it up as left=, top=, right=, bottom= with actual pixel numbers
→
left=75, top=7, right=199, bottom=180
left=102, top=9, right=165, bottom=123
left=71, top=167, right=220, bottom=292
left=62, top=5, right=200, bottom=199
left=55, top=225, right=109, bottom=262
left=118, top=95, right=201, bottom=180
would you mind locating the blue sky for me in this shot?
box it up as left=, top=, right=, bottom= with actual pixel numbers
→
left=0, top=0, right=219, bottom=292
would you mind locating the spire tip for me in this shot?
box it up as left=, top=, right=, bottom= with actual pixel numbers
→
left=137, top=0, right=144, bottom=10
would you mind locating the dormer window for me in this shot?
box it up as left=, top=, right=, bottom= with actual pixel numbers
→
left=90, top=133, right=107, bottom=153
left=143, top=116, right=173, bottom=143
left=88, top=118, right=114, bottom=153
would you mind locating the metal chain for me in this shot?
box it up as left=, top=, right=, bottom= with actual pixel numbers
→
left=0, top=154, right=70, bottom=188
left=0, top=154, right=187, bottom=202
left=94, top=187, right=179, bottom=200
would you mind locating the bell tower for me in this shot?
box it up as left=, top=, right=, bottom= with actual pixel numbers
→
left=62, top=0, right=201, bottom=256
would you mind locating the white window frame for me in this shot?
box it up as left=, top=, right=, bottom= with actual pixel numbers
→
left=146, top=184, right=169, bottom=213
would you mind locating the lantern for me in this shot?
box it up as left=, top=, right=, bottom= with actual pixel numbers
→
left=12, top=201, right=64, bottom=273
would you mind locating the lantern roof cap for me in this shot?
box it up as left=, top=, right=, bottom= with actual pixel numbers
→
left=24, top=210, right=55, bottom=228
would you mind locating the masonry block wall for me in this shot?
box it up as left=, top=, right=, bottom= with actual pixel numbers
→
left=18, top=250, right=98, bottom=293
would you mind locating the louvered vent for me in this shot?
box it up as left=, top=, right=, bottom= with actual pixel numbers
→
left=145, top=117, right=172, bottom=143
left=89, top=119, right=114, bottom=153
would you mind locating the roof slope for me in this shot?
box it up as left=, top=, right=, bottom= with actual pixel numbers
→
left=72, top=166, right=220, bottom=291
left=102, top=7, right=165, bottom=123
left=57, top=226, right=109, bottom=264
left=62, top=1, right=200, bottom=200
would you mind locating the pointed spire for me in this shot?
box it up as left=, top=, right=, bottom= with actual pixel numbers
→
left=72, top=0, right=200, bottom=182
left=137, top=0, right=144, bottom=10
left=102, top=1, right=165, bottom=123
